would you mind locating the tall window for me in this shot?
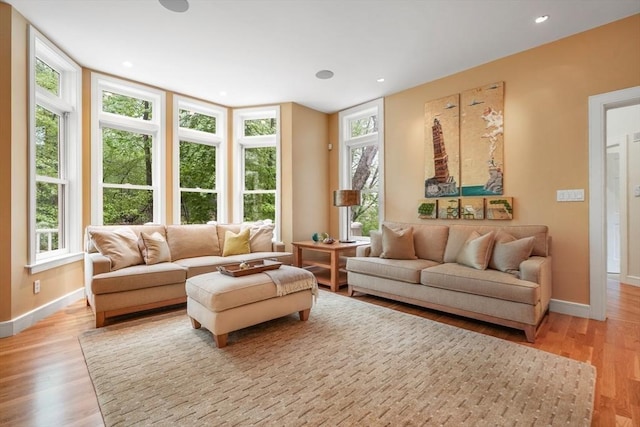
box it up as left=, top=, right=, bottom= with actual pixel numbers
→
left=91, top=75, right=165, bottom=225
left=233, top=107, right=280, bottom=230
left=339, top=99, right=384, bottom=239
left=28, top=27, right=82, bottom=271
left=174, top=97, right=227, bottom=223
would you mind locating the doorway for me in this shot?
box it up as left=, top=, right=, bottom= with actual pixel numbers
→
left=588, top=86, right=640, bottom=321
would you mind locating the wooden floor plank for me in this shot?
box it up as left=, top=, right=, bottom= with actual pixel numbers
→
left=0, top=279, right=638, bottom=426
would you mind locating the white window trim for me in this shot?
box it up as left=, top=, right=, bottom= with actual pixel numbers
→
left=232, top=106, right=281, bottom=239
left=91, top=73, right=166, bottom=225
left=172, top=95, right=227, bottom=224
left=338, top=98, right=385, bottom=241
left=26, top=26, right=83, bottom=273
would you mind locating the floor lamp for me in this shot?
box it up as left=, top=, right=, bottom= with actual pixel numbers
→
left=333, top=189, right=361, bottom=243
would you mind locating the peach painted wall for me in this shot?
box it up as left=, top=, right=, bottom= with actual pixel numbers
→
left=382, top=15, right=640, bottom=304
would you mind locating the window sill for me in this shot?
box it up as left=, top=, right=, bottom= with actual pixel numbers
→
left=26, top=252, right=85, bottom=274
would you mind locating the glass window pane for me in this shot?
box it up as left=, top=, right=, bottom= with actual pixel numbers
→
left=244, top=118, right=276, bottom=136
left=179, top=141, right=215, bottom=189
left=180, top=192, right=217, bottom=224
left=244, top=147, right=276, bottom=190
left=36, top=182, right=61, bottom=252
left=35, top=58, right=60, bottom=96
left=103, top=188, right=153, bottom=225
left=350, top=145, right=379, bottom=191
left=35, top=105, right=60, bottom=178
left=179, top=109, right=216, bottom=133
left=350, top=115, right=378, bottom=138
left=243, top=193, right=275, bottom=222
left=352, top=191, right=379, bottom=237
left=102, top=91, right=153, bottom=120
left=102, top=128, right=153, bottom=186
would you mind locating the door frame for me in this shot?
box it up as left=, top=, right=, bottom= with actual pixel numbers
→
left=588, top=85, right=640, bottom=320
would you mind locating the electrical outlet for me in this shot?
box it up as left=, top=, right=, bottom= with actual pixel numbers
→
left=33, top=280, right=40, bottom=294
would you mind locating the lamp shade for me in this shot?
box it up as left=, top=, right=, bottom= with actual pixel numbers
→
left=333, top=190, right=361, bottom=207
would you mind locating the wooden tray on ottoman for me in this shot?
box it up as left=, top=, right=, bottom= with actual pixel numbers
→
left=217, top=259, right=282, bottom=277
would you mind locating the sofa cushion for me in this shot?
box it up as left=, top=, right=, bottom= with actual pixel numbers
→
left=175, top=252, right=294, bottom=278
left=385, top=222, right=449, bottom=262
left=489, top=231, right=535, bottom=273
left=456, top=231, right=495, bottom=270
left=380, top=224, right=417, bottom=260
left=91, top=262, right=188, bottom=295
left=222, top=229, right=251, bottom=256
left=369, top=230, right=382, bottom=257
left=241, top=220, right=275, bottom=252
left=139, top=231, right=171, bottom=265
left=347, top=257, right=438, bottom=284
left=166, top=224, right=221, bottom=260
left=88, top=227, right=143, bottom=271
left=216, top=224, right=242, bottom=250
left=421, top=263, right=540, bottom=305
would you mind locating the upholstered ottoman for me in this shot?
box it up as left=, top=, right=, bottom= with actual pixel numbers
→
left=186, top=265, right=317, bottom=348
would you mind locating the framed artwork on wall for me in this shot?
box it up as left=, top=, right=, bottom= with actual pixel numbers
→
left=486, top=197, right=513, bottom=220
left=424, top=94, right=460, bottom=198
left=460, top=198, right=485, bottom=220
left=418, top=200, right=438, bottom=219
left=437, top=198, right=460, bottom=219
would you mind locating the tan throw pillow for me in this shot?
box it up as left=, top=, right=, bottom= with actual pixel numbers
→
left=139, top=231, right=171, bottom=265
left=89, top=227, right=143, bottom=271
left=380, top=224, right=417, bottom=260
left=456, top=231, right=496, bottom=270
left=222, top=228, right=251, bottom=256
left=241, top=221, right=275, bottom=252
left=489, top=231, right=535, bottom=272
left=369, top=230, right=382, bottom=257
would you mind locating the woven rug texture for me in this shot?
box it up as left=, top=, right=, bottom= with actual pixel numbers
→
left=79, top=291, right=595, bottom=426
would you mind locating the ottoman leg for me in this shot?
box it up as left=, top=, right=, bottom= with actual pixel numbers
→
left=190, top=317, right=201, bottom=329
left=214, top=333, right=228, bottom=348
left=299, top=308, right=310, bottom=321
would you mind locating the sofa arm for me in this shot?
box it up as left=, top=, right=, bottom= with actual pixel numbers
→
left=272, top=241, right=286, bottom=252
left=356, top=245, right=371, bottom=257
left=85, top=252, right=111, bottom=297
left=520, top=255, right=552, bottom=311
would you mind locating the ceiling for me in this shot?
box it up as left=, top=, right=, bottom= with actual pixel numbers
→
left=5, top=0, right=639, bottom=113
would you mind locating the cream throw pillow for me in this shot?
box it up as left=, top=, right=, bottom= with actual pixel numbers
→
left=89, top=227, right=143, bottom=271
left=489, top=231, right=535, bottom=272
left=456, top=230, right=495, bottom=270
left=369, top=230, right=382, bottom=257
left=380, top=225, right=417, bottom=260
left=241, top=220, right=275, bottom=252
left=222, top=228, right=251, bottom=256
left=139, top=231, right=171, bottom=265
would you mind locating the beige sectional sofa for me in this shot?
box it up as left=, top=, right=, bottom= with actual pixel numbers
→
left=84, top=222, right=292, bottom=327
left=346, top=222, right=552, bottom=342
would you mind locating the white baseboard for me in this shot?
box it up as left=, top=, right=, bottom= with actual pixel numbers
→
left=620, top=274, right=640, bottom=287
left=549, top=298, right=591, bottom=319
left=0, top=288, right=85, bottom=338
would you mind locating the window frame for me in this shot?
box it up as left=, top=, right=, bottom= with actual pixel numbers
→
left=338, top=98, right=385, bottom=241
left=27, top=26, right=83, bottom=273
left=91, top=73, right=166, bottom=225
left=232, top=106, right=281, bottom=238
left=172, top=96, right=227, bottom=224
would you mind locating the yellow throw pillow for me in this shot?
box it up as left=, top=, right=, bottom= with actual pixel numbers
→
left=456, top=231, right=496, bottom=270
left=222, top=228, right=251, bottom=257
left=89, top=227, right=143, bottom=271
left=380, top=224, right=417, bottom=260
left=139, top=231, right=171, bottom=265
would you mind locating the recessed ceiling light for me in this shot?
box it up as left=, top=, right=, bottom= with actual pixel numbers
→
left=535, top=15, right=549, bottom=24
left=315, top=69, right=334, bottom=80
left=377, top=78, right=385, bottom=83
left=122, top=61, right=133, bottom=68
left=159, top=0, right=189, bottom=13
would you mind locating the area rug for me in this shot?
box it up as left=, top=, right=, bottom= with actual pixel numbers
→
left=79, top=292, right=595, bottom=426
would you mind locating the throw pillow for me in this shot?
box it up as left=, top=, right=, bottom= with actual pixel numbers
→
left=489, top=231, right=535, bottom=272
left=138, top=231, right=171, bottom=265
left=89, top=227, right=143, bottom=271
left=241, top=220, right=275, bottom=252
left=369, top=230, right=382, bottom=257
left=456, top=230, right=496, bottom=270
left=380, top=224, right=417, bottom=260
left=222, top=228, right=251, bottom=256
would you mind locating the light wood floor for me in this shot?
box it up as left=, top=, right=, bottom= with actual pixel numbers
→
left=0, top=279, right=638, bottom=427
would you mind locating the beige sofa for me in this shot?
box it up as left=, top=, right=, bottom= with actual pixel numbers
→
left=346, top=223, right=552, bottom=342
left=84, top=222, right=292, bottom=327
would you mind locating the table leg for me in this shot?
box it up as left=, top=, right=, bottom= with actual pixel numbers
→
left=330, top=250, right=339, bottom=292
left=294, top=246, right=303, bottom=267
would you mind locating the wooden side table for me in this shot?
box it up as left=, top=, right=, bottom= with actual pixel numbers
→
left=291, top=240, right=366, bottom=292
